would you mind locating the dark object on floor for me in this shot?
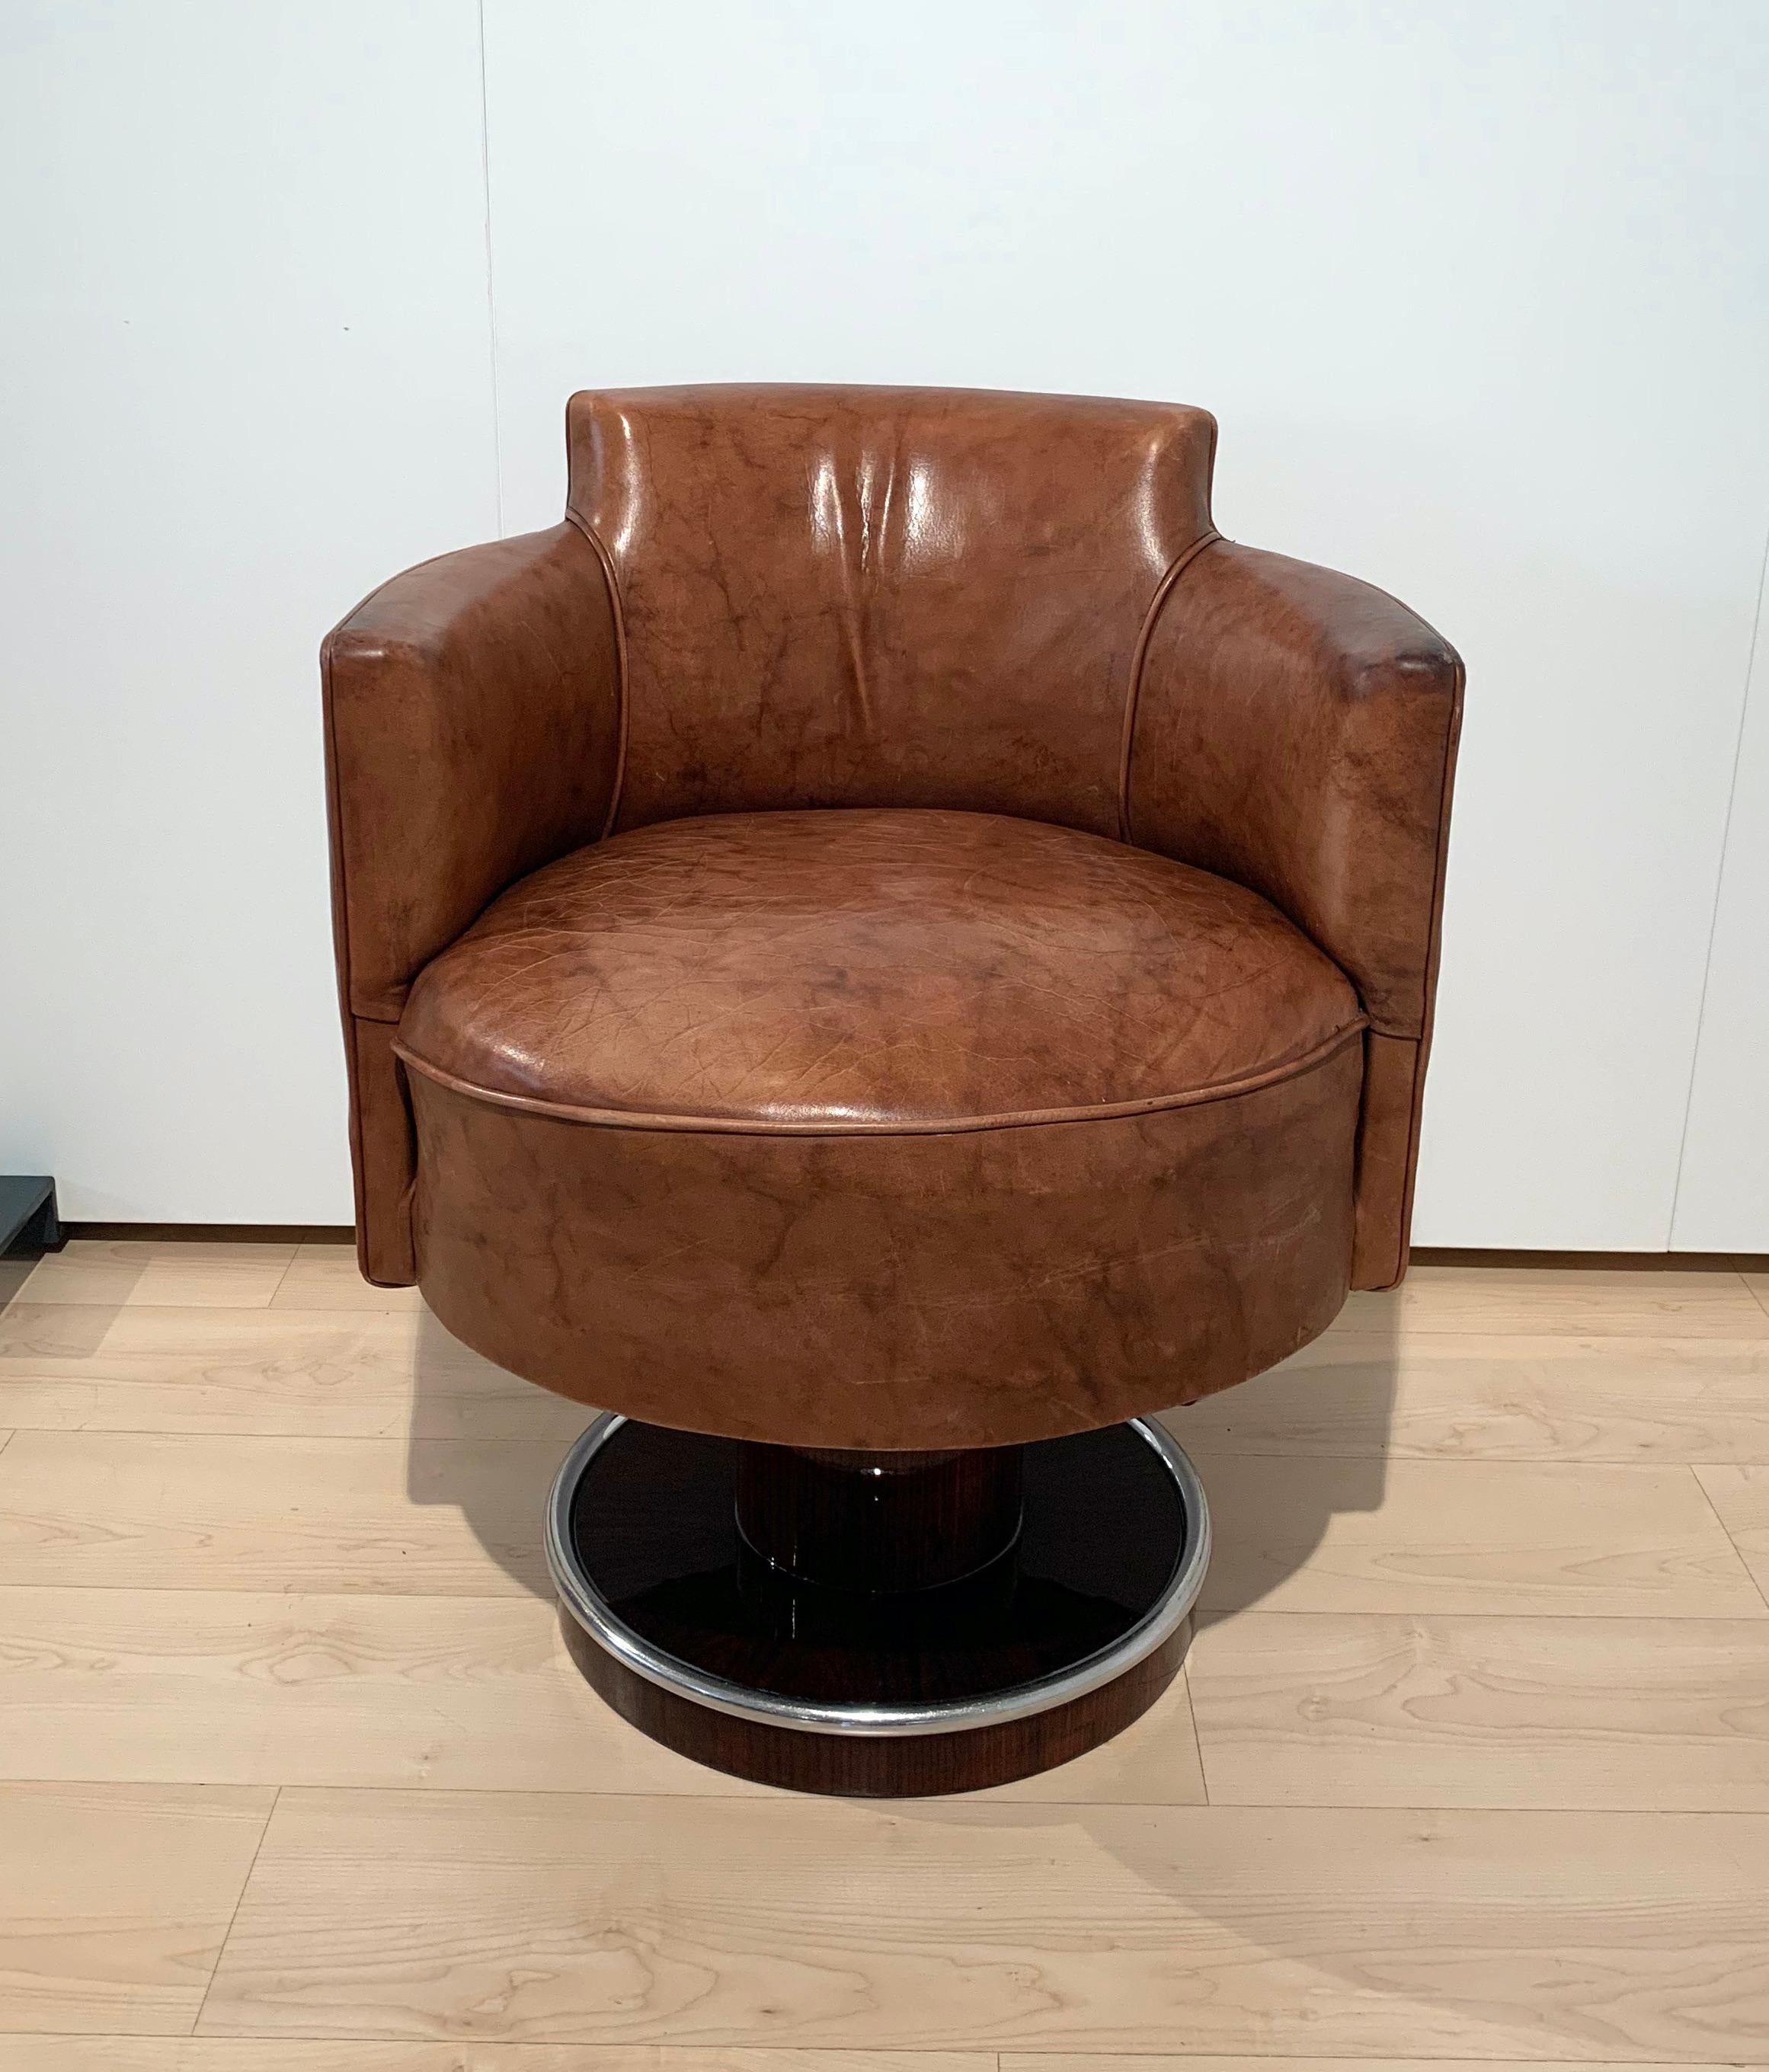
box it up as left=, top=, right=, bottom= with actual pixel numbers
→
left=0, top=1175, right=61, bottom=1255
left=0, top=1175, right=63, bottom=1312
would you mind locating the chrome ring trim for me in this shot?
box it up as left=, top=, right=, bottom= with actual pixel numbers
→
left=545, top=1413, right=1211, bottom=1739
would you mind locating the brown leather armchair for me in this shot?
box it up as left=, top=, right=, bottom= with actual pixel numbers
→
left=325, top=385, right=1461, bottom=1794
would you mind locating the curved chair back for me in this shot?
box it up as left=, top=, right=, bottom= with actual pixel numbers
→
left=566, top=384, right=1218, bottom=836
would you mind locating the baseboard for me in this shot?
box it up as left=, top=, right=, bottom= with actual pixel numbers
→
left=65, top=1222, right=356, bottom=1244
left=1412, top=1245, right=1767, bottom=1272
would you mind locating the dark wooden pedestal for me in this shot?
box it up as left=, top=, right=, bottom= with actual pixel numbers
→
left=560, top=1591, right=1192, bottom=1796
left=734, top=1441, right=1025, bottom=1591
left=548, top=1418, right=1207, bottom=1798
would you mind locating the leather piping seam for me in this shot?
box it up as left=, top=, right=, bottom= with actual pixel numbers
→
left=1116, top=529, right=1223, bottom=843
left=565, top=507, right=629, bottom=840
left=391, top=1015, right=1365, bottom=1140
left=1384, top=651, right=1467, bottom=1283
left=318, top=635, right=371, bottom=1245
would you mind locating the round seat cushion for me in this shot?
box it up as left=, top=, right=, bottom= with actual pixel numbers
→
left=396, top=808, right=1367, bottom=1447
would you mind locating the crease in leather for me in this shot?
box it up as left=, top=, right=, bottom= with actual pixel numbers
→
left=564, top=507, right=630, bottom=841
left=1116, top=527, right=1224, bottom=843
left=392, top=1017, right=1367, bottom=1139
left=347, top=990, right=408, bottom=1025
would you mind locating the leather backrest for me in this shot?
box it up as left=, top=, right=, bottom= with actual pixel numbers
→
left=565, top=385, right=1217, bottom=836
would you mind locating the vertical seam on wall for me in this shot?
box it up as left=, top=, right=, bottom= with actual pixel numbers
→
left=475, top=0, right=504, bottom=534
left=1115, top=529, right=1223, bottom=843
left=568, top=510, right=631, bottom=838
left=1668, top=501, right=1769, bottom=1242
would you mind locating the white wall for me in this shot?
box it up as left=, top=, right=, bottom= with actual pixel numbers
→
left=1672, top=564, right=1769, bottom=1252
left=1, top=0, right=497, bottom=1220
left=5, top=0, right=1766, bottom=1247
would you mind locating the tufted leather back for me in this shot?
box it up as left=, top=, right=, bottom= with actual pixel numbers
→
left=565, top=385, right=1217, bottom=837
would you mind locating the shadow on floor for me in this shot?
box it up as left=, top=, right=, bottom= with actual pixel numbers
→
left=1166, top=1300, right=1398, bottom=1621
left=406, top=1293, right=1400, bottom=1626
left=405, top=1303, right=588, bottom=1600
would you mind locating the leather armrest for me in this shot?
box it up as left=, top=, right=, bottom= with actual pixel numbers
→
left=321, top=522, right=622, bottom=1280
left=1127, top=539, right=1464, bottom=1287
left=323, top=522, right=622, bottom=1015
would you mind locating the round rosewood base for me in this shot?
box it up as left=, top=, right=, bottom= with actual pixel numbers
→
left=545, top=1415, right=1210, bottom=1797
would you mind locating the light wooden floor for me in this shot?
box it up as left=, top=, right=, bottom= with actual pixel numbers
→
left=3, top=1241, right=1769, bottom=2069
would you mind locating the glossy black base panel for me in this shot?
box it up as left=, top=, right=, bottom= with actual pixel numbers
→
left=550, top=1418, right=1207, bottom=1795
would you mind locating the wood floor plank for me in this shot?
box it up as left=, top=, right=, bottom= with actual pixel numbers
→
left=34, top=2057, right=1732, bottom=2072
left=1338, top=1263, right=1769, bottom=1338
left=273, top=1242, right=426, bottom=1313
left=0, top=1302, right=587, bottom=1440
left=0, top=1781, right=273, bottom=2035
left=17, top=1239, right=299, bottom=1310
left=1187, top=1610, right=1769, bottom=1808
left=1006, top=2060, right=1742, bottom=2072
left=1197, top=1456, right=1766, bottom=1616
left=5, top=2045, right=992, bottom=2069
left=1692, top=1465, right=1769, bottom=1600
left=199, top=1789, right=1769, bottom=2058
left=0, top=1585, right=1204, bottom=1805
left=0, top=1588, right=622, bottom=1791
left=1168, top=1332, right=1769, bottom=1464
left=2, top=2055, right=1745, bottom=2072
left=1743, top=1269, right=1769, bottom=1322
left=0, top=1432, right=555, bottom=1597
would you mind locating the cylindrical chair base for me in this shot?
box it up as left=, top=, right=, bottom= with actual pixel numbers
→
left=734, top=1440, right=1025, bottom=1591
left=546, top=1414, right=1211, bottom=1797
